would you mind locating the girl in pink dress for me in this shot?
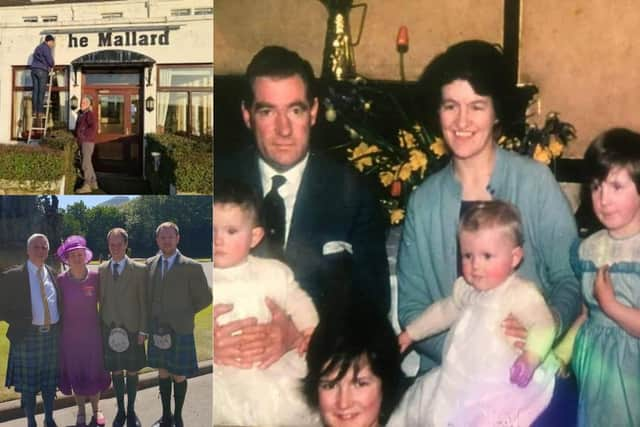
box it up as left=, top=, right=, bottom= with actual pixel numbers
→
left=57, top=236, right=111, bottom=427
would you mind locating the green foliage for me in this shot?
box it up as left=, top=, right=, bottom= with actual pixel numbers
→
left=62, top=196, right=212, bottom=259
left=145, top=133, right=212, bottom=194
left=0, top=129, right=77, bottom=194
left=42, top=129, right=78, bottom=194
left=0, top=145, right=64, bottom=181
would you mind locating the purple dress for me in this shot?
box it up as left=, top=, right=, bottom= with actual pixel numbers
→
left=58, top=270, right=111, bottom=395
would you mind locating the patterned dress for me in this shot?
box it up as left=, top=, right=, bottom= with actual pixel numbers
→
left=571, top=230, right=640, bottom=426
left=58, top=269, right=111, bottom=395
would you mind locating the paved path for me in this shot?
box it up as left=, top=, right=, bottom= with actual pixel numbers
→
left=0, top=373, right=212, bottom=427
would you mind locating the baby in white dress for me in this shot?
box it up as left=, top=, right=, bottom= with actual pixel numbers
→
left=213, top=180, right=319, bottom=426
left=390, top=200, right=558, bottom=426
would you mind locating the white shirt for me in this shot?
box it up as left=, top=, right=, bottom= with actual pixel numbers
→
left=110, top=256, right=127, bottom=276
left=161, top=250, right=179, bottom=275
left=27, top=260, right=60, bottom=325
left=259, top=154, right=309, bottom=245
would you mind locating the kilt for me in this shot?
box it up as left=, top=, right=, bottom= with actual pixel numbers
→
left=102, top=324, right=147, bottom=372
left=147, top=333, right=197, bottom=377
left=5, top=324, right=59, bottom=394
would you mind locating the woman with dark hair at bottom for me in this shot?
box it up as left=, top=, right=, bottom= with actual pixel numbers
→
left=303, top=301, right=404, bottom=427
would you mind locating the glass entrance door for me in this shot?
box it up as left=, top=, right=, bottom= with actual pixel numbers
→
left=82, top=70, right=143, bottom=175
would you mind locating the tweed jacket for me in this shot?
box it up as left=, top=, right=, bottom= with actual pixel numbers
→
left=0, top=263, right=62, bottom=344
left=99, top=256, right=148, bottom=334
left=146, top=251, right=212, bottom=334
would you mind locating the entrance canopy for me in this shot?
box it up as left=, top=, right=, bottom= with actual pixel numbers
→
left=70, top=50, right=155, bottom=86
left=71, top=49, right=155, bottom=67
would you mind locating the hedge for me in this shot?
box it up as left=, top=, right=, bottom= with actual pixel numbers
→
left=0, top=129, right=76, bottom=194
left=145, top=133, right=212, bottom=194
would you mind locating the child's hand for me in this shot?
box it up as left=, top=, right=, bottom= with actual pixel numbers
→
left=398, top=331, right=413, bottom=353
left=510, top=351, right=541, bottom=388
left=594, top=265, right=616, bottom=312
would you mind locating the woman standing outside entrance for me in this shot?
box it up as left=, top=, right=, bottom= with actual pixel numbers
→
left=75, top=95, right=100, bottom=193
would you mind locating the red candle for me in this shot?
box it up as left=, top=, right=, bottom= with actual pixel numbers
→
left=390, top=180, right=402, bottom=197
left=396, top=25, right=409, bottom=53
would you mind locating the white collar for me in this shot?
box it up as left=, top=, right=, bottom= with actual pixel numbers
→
left=27, top=260, right=46, bottom=274
left=162, top=250, right=179, bottom=263
left=258, top=153, right=309, bottom=195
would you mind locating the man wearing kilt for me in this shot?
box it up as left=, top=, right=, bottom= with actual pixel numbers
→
left=0, top=234, right=61, bottom=427
left=98, top=228, right=147, bottom=427
left=146, top=222, right=212, bottom=427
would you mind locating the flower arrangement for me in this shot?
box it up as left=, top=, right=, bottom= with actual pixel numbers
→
left=325, top=82, right=576, bottom=225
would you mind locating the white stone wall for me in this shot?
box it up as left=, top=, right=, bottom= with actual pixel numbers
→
left=0, top=0, right=213, bottom=143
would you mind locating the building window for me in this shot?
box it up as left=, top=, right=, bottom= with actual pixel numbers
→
left=194, top=8, right=213, bottom=15
left=41, top=15, right=58, bottom=22
left=102, top=12, right=124, bottom=19
left=11, top=66, right=69, bottom=141
left=156, top=65, right=212, bottom=138
left=23, top=16, right=38, bottom=23
left=170, top=8, right=190, bottom=16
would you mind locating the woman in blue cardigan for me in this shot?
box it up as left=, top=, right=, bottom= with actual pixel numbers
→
left=396, top=40, right=581, bottom=425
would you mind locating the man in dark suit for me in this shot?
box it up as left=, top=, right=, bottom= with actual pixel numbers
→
left=0, top=234, right=61, bottom=427
left=214, top=46, right=390, bottom=368
left=146, top=222, right=212, bottom=427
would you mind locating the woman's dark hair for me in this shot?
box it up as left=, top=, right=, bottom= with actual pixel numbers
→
left=303, top=299, right=403, bottom=424
left=417, top=39, right=532, bottom=138
left=583, top=127, right=640, bottom=192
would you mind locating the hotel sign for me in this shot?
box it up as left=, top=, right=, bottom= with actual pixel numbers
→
left=68, top=30, right=170, bottom=48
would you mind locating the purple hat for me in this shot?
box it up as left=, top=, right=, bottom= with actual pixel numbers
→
left=57, top=235, right=93, bottom=265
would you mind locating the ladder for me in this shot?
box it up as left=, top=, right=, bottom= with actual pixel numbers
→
left=27, top=70, right=54, bottom=145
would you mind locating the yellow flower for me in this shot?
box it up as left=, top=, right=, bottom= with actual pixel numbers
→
left=548, top=135, right=564, bottom=158
left=348, top=142, right=380, bottom=171
left=398, top=129, right=416, bottom=148
left=533, top=144, right=552, bottom=165
left=398, top=163, right=412, bottom=181
left=390, top=209, right=405, bottom=225
left=430, top=137, right=447, bottom=157
left=408, top=149, right=428, bottom=173
left=379, top=171, right=395, bottom=187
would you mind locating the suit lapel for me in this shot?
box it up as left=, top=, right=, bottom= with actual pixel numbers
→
left=286, top=153, right=326, bottom=259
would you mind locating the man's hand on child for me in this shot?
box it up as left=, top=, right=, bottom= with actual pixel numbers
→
left=295, top=330, right=313, bottom=355
left=502, top=313, right=527, bottom=350
left=398, top=331, right=413, bottom=353
left=510, top=351, right=540, bottom=388
left=214, top=303, right=263, bottom=368
left=256, top=298, right=300, bottom=369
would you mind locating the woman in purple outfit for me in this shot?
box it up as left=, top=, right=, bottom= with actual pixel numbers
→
left=57, top=236, right=111, bottom=427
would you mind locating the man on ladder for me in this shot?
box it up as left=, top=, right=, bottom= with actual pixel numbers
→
left=29, top=34, right=55, bottom=143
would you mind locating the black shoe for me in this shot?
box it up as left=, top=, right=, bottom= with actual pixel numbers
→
left=126, top=412, right=141, bottom=427
left=112, top=411, right=126, bottom=427
left=174, top=416, right=183, bottom=427
left=151, top=415, right=173, bottom=427
left=45, top=420, right=58, bottom=427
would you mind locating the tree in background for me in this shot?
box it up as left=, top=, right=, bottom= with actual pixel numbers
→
left=61, top=196, right=212, bottom=260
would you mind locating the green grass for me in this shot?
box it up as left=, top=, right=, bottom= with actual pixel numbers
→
left=0, top=304, right=212, bottom=403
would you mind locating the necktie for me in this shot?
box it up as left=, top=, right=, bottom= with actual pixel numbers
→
left=37, top=266, right=51, bottom=326
left=112, top=262, right=119, bottom=280
left=262, top=175, right=287, bottom=258
left=162, top=259, right=169, bottom=279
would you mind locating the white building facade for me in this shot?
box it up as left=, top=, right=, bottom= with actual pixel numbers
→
left=0, top=0, right=213, bottom=176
